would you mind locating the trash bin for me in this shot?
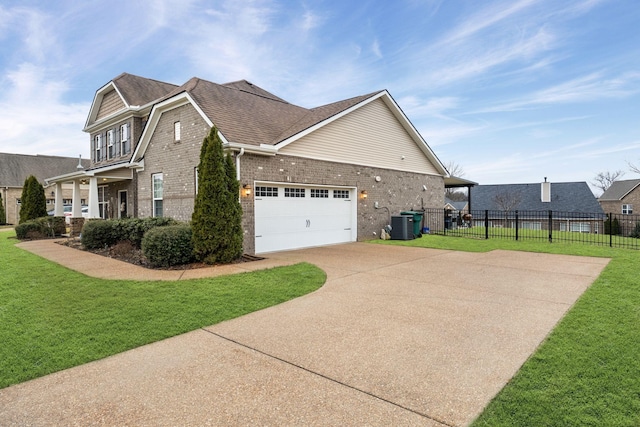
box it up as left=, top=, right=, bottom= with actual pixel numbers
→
left=401, top=211, right=424, bottom=237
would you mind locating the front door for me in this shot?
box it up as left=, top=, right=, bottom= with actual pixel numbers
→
left=118, top=190, right=128, bottom=218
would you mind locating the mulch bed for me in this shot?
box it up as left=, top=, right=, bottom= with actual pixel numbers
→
left=58, top=238, right=263, bottom=270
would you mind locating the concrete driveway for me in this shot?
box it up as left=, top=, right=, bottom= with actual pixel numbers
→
left=0, top=242, right=609, bottom=426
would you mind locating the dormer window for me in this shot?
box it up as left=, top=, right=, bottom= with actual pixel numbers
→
left=174, top=121, right=181, bottom=142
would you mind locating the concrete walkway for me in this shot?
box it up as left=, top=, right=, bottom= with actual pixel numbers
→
left=0, top=239, right=609, bottom=426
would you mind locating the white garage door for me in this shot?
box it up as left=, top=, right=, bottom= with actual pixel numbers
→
left=254, top=184, right=357, bottom=254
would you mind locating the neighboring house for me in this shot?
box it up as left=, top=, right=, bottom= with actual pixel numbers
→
left=47, top=73, right=448, bottom=254
left=598, top=179, right=640, bottom=215
left=0, top=153, right=90, bottom=224
left=469, top=180, right=604, bottom=233
left=444, top=197, right=468, bottom=213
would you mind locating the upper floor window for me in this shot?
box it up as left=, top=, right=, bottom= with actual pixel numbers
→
left=94, top=134, right=102, bottom=162
left=622, top=204, right=633, bottom=215
left=107, top=130, right=115, bottom=159
left=174, top=121, right=181, bottom=142
left=120, top=123, right=129, bottom=155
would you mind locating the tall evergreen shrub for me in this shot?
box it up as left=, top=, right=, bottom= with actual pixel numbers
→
left=191, top=126, right=243, bottom=264
left=19, top=175, right=47, bottom=223
left=0, top=192, right=6, bottom=225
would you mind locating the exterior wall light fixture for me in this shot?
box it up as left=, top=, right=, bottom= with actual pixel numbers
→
left=242, top=184, right=252, bottom=197
left=360, top=190, right=368, bottom=199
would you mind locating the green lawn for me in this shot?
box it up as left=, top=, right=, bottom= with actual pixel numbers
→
left=0, top=230, right=325, bottom=389
left=375, top=235, right=640, bottom=426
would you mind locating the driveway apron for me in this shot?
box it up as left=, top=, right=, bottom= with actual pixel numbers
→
left=0, top=242, right=609, bottom=426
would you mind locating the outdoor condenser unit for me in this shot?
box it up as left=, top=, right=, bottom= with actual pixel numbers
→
left=390, top=215, right=414, bottom=240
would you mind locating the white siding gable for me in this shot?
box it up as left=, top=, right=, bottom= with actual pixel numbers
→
left=278, top=98, right=440, bottom=175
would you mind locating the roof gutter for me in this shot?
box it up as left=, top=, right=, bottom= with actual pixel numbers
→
left=223, top=142, right=277, bottom=156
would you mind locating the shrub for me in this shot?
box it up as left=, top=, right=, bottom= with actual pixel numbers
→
left=192, top=126, right=243, bottom=264
left=15, top=217, right=65, bottom=240
left=19, top=175, right=47, bottom=224
left=81, top=220, right=119, bottom=249
left=142, top=224, right=194, bottom=268
left=605, top=217, right=621, bottom=235
left=630, top=222, right=640, bottom=239
left=0, top=192, right=6, bottom=225
left=81, top=217, right=179, bottom=250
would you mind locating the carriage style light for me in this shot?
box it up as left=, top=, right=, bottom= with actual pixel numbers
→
left=360, top=190, right=368, bottom=199
left=242, top=184, right=252, bottom=197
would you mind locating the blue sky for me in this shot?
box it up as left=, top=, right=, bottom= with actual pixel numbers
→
left=1, top=0, right=638, bottom=193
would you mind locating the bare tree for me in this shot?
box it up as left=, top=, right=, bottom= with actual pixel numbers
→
left=445, top=161, right=466, bottom=198
left=445, top=161, right=465, bottom=178
left=492, top=190, right=522, bottom=212
left=628, top=161, right=640, bottom=175
left=591, top=170, right=624, bottom=194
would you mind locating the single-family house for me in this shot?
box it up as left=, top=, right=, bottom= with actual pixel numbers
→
left=0, top=153, right=90, bottom=224
left=47, top=73, right=448, bottom=254
left=598, top=179, right=640, bottom=215
left=469, top=179, right=604, bottom=233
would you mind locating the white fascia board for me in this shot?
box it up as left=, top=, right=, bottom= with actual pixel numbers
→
left=274, top=91, right=386, bottom=150
left=46, top=170, right=89, bottom=184
left=46, top=162, right=134, bottom=184
left=131, top=93, right=194, bottom=161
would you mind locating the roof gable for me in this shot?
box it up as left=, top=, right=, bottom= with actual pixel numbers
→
left=277, top=96, right=445, bottom=175
left=85, top=73, right=177, bottom=129
left=599, top=179, right=640, bottom=201
left=470, top=182, right=603, bottom=213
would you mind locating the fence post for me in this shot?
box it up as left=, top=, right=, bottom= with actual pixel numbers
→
left=609, top=213, right=613, bottom=247
left=548, top=210, right=553, bottom=243
left=485, top=210, right=489, bottom=240
left=515, top=210, right=519, bottom=241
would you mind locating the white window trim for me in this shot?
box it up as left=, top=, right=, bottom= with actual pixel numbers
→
left=95, top=134, right=102, bottom=161
left=152, top=173, right=163, bottom=217
left=120, top=123, right=129, bottom=155
left=174, top=121, right=181, bottom=142
left=107, top=130, right=115, bottom=159
left=622, top=204, right=633, bottom=215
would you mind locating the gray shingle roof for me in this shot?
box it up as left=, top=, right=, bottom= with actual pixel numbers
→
left=0, top=153, right=90, bottom=187
left=112, top=73, right=178, bottom=107
left=158, top=77, right=380, bottom=146
left=599, top=179, right=640, bottom=201
left=470, top=182, right=603, bottom=214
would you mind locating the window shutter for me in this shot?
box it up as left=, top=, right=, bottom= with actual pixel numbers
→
left=115, top=127, right=120, bottom=157
left=101, top=133, right=106, bottom=161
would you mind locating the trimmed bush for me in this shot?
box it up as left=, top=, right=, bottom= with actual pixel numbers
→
left=19, top=175, right=47, bottom=224
left=630, top=222, right=640, bottom=239
left=15, top=217, right=65, bottom=240
left=142, top=224, right=194, bottom=268
left=81, top=217, right=179, bottom=250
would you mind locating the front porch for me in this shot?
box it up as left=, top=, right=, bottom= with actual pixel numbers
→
left=46, top=163, right=134, bottom=236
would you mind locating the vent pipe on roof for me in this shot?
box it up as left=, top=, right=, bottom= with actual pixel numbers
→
left=541, top=177, right=551, bottom=202
left=77, top=155, right=84, bottom=170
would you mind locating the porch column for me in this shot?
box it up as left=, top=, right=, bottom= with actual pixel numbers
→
left=88, top=177, right=100, bottom=218
left=72, top=180, right=82, bottom=218
left=54, top=183, right=64, bottom=216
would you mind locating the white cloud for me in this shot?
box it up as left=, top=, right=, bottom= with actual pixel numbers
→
left=371, top=39, right=383, bottom=59
left=0, top=64, right=88, bottom=156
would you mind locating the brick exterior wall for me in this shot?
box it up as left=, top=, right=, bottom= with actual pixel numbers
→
left=600, top=187, right=640, bottom=216
left=1, top=186, right=88, bottom=225
left=136, top=103, right=445, bottom=255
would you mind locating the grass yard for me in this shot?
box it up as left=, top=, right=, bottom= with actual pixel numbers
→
left=0, top=230, right=325, bottom=389
left=375, top=235, right=640, bottom=426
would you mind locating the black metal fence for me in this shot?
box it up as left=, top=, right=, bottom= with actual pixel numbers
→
left=420, top=208, right=640, bottom=250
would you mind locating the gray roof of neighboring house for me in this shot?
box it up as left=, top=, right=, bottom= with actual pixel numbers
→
left=599, top=179, right=640, bottom=201
left=0, top=153, right=90, bottom=187
left=112, top=73, right=178, bottom=107
left=469, top=182, right=603, bottom=214
left=158, top=77, right=380, bottom=146
left=444, top=198, right=467, bottom=211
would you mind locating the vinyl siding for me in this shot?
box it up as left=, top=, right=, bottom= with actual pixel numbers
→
left=96, top=90, right=126, bottom=120
left=279, top=98, right=440, bottom=175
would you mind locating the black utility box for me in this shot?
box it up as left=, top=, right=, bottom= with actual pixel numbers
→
left=390, top=215, right=414, bottom=240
